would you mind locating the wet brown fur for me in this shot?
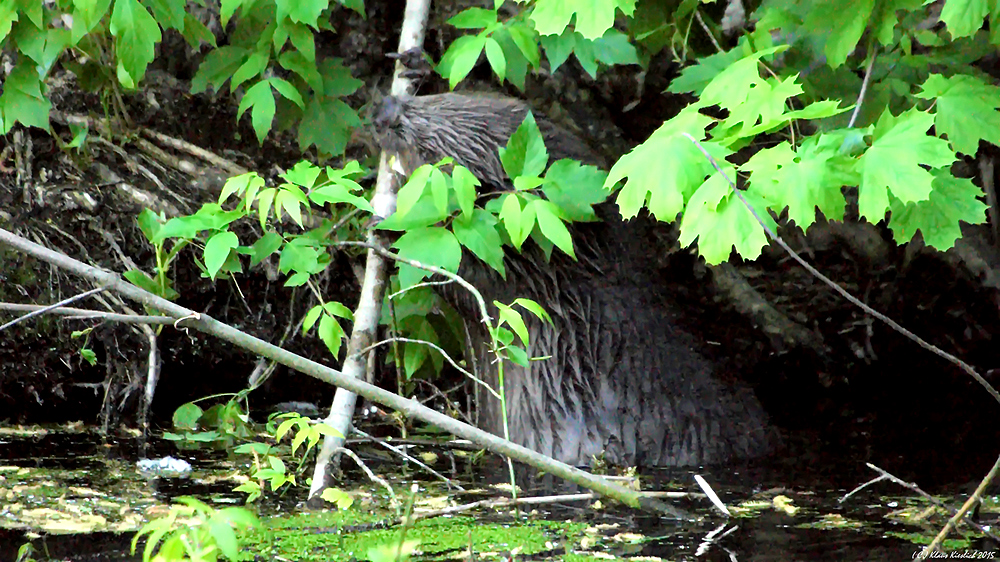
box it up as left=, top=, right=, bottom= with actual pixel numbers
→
left=375, top=93, right=776, bottom=467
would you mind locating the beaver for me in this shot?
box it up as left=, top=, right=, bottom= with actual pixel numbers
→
left=375, top=92, right=776, bottom=466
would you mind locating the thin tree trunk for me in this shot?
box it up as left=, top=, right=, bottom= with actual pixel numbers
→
left=306, top=0, right=432, bottom=504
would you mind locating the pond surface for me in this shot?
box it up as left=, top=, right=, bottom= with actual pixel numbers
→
left=0, top=425, right=995, bottom=561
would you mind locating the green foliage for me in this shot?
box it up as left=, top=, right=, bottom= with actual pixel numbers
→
left=127, top=162, right=372, bottom=364
left=0, top=0, right=363, bottom=156
left=539, top=28, right=639, bottom=78
left=161, top=399, right=351, bottom=508
left=381, top=285, right=466, bottom=381
left=302, top=301, right=354, bottom=358
left=915, top=74, right=1000, bottom=155
left=439, top=2, right=639, bottom=88
left=70, top=327, right=98, bottom=366
left=609, top=35, right=992, bottom=263
left=15, top=542, right=37, bottom=562
left=110, top=0, right=162, bottom=88
left=233, top=413, right=346, bottom=504
left=437, top=6, right=540, bottom=90
left=530, top=0, right=635, bottom=40
left=131, top=497, right=259, bottom=562
left=163, top=397, right=254, bottom=447
left=434, top=1, right=998, bottom=264
left=0, top=64, right=51, bottom=133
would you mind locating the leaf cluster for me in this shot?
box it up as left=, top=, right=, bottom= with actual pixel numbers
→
left=131, top=497, right=259, bottom=562
left=0, top=0, right=365, bottom=157
left=436, top=0, right=997, bottom=264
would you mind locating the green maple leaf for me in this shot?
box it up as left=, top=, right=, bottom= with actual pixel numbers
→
left=530, top=0, right=635, bottom=40
left=605, top=109, right=724, bottom=221
left=871, top=0, right=925, bottom=45
left=916, top=73, right=1000, bottom=156
left=802, top=0, right=874, bottom=68
left=677, top=170, right=774, bottom=265
left=696, top=46, right=787, bottom=120
left=110, top=0, right=162, bottom=88
left=744, top=135, right=855, bottom=228
left=857, top=108, right=955, bottom=223
left=667, top=48, right=745, bottom=96
left=888, top=169, right=988, bottom=250
left=719, top=75, right=803, bottom=136
left=939, top=0, right=991, bottom=38
left=545, top=28, right=638, bottom=78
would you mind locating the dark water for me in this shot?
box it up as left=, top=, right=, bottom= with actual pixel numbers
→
left=0, top=427, right=994, bottom=561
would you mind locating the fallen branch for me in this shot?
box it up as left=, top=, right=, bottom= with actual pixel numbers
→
left=0, top=226, right=689, bottom=518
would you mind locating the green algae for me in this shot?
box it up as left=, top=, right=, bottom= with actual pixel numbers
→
left=242, top=512, right=590, bottom=561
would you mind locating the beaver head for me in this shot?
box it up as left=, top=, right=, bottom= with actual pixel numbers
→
left=373, top=93, right=602, bottom=189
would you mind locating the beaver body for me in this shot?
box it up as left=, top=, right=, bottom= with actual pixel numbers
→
left=376, top=93, right=775, bottom=466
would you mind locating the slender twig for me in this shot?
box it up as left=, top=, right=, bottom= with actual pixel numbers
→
left=0, top=287, right=107, bottom=332
left=861, top=461, right=1000, bottom=559
left=694, top=10, right=724, bottom=54
left=406, top=490, right=695, bottom=524
left=337, top=447, right=398, bottom=507
left=848, top=45, right=878, bottom=128
left=408, top=493, right=598, bottom=523
left=351, top=427, right=465, bottom=491
left=0, top=303, right=176, bottom=325
left=357, top=336, right=500, bottom=400
left=388, top=278, right=455, bottom=300
left=839, top=473, right=890, bottom=503
left=335, top=240, right=494, bottom=333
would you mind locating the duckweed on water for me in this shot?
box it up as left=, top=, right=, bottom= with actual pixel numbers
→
left=242, top=512, right=590, bottom=561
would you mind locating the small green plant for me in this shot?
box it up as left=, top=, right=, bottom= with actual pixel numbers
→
left=15, top=543, right=37, bottom=562
left=70, top=326, right=98, bottom=366
left=131, top=497, right=259, bottom=562
left=233, top=412, right=346, bottom=504
left=124, top=208, right=189, bottom=303
left=164, top=397, right=254, bottom=448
